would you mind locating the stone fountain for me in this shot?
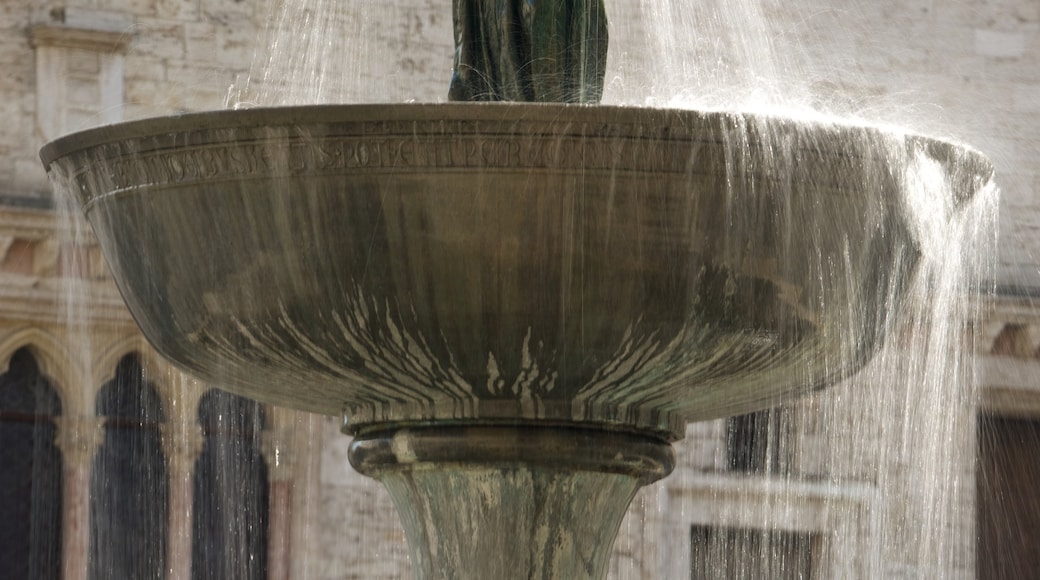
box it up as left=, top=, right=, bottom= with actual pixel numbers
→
left=41, top=1, right=992, bottom=578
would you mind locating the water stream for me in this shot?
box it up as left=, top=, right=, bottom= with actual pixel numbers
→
left=42, top=0, right=1003, bottom=578
left=223, top=2, right=1002, bottom=576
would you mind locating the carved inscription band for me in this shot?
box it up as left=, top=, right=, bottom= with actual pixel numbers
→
left=44, top=107, right=950, bottom=208
left=71, top=132, right=705, bottom=201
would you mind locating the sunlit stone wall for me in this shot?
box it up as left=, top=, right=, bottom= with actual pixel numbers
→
left=796, top=0, right=1039, bottom=289
left=0, top=0, right=1037, bottom=579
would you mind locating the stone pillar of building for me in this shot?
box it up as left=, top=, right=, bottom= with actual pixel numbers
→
left=263, top=423, right=297, bottom=580
left=288, top=413, right=327, bottom=580
left=54, top=415, right=102, bottom=580
left=162, top=421, right=204, bottom=580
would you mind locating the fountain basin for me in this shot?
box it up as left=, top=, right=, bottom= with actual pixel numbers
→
left=41, top=103, right=991, bottom=439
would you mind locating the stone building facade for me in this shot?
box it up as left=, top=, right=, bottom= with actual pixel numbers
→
left=0, top=0, right=1038, bottom=578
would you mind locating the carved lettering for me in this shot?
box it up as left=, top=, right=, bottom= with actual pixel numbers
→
left=316, top=142, right=342, bottom=170
left=355, top=143, right=371, bottom=167
left=74, top=128, right=702, bottom=199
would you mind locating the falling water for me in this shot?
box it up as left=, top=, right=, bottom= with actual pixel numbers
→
left=222, top=0, right=1003, bottom=577
left=37, top=0, right=1004, bottom=578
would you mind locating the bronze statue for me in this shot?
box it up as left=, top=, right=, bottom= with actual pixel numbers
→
left=449, top=0, right=609, bottom=103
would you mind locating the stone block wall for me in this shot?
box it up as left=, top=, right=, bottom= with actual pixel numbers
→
left=822, top=0, right=1038, bottom=287
left=1, top=0, right=262, bottom=196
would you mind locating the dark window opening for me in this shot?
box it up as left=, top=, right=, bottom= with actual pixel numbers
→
left=690, top=525, right=817, bottom=580
left=0, top=348, right=62, bottom=580
left=192, top=388, right=269, bottom=580
left=977, top=414, right=1040, bottom=579
left=89, top=353, right=168, bottom=580
left=725, top=409, right=791, bottom=475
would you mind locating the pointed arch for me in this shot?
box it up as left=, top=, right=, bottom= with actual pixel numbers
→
left=94, top=353, right=165, bottom=423
left=91, top=334, right=167, bottom=386
left=91, top=334, right=176, bottom=416
left=0, top=327, right=82, bottom=415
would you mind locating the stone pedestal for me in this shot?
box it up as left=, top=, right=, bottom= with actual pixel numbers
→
left=349, top=425, right=673, bottom=580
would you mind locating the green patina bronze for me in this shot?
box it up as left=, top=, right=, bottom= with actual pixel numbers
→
left=449, top=0, right=608, bottom=103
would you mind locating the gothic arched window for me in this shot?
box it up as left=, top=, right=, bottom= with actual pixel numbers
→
left=88, top=353, right=168, bottom=580
left=0, top=348, right=62, bottom=580
left=192, top=388, right=269, bottom=580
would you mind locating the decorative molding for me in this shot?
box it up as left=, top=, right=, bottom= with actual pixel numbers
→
left=161, top=421, right=205, bottom=477
left=31, top=8, right=131, bottom=143
left=30, top=25, right=133, bottom=54
left=0, top=282, right=131, bottom=327
left=90, top=337, right=176, bottom=403
left=980, top=358, right=1040, bottom=418
left=54, top=415, right=103, bottom=467
left=0, top=326, right=84, bottom=411
left=0, top=205, right=62, bottom=239
left=29, top=7, right=134, bottom=53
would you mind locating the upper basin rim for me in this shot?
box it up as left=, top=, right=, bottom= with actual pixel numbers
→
left=40, top=103, right=994, bottom=180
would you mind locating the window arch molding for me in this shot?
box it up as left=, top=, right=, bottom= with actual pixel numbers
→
left=91, top=337, right=182, bottom=419
left=0, top=328, right=79, bottom=414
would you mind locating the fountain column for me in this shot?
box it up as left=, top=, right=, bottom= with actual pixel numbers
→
left=54, top=415, right=102, bottom=580
left=161, top=421, right=204, bottom=580
left=350, top=425, right=673, bottom=580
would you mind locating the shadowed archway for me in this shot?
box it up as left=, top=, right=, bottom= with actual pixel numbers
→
left=88, top=353, right=168, bottom=580
left=192, top=388, right=269, bottom=580
left=0, top=348, right=62, bottom=580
